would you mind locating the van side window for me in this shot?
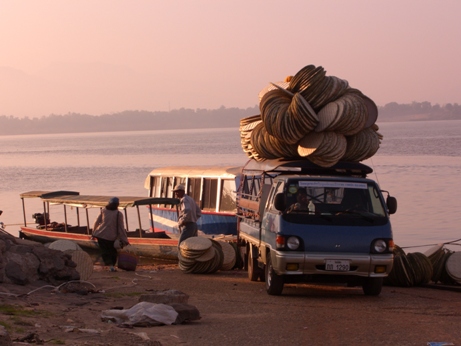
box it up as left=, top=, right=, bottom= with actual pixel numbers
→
left=368, top=185, right=386, bottom=216
left=269, top=182, right=284, bottom=211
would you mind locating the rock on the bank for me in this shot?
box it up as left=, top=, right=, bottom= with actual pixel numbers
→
left=0, top=233, right=80, bottom=285
left=139, top=289, right=190, bottom=304
left=139, top=290, right=200, bottom=324
left=0, top=325, right=12, bottom=346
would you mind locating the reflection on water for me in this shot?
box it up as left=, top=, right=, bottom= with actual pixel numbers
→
left=363, top=155, right=461, bottom=251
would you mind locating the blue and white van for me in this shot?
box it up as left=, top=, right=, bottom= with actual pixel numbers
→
left=237, top=159, right=397, bottom=296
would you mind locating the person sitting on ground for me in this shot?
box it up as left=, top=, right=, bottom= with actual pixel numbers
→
left=93, top=197, right=130, bottom=272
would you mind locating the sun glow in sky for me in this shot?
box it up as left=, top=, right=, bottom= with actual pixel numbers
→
left=1, top=1, right=460, bottom=118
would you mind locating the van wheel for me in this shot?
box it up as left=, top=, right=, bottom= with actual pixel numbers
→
left=265, top=254, right=284, bottom=295
left=362, top=277, right=383, bottom=296
left=248, top=245, right=263, bottom=281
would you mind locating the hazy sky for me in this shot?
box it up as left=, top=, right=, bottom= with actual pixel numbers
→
left=1, top=1, right=460, bottom=118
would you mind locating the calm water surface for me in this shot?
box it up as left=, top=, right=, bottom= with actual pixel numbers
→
left=1, top=121, right=460, bottom=252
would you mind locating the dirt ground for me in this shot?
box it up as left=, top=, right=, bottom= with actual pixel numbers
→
left=1, top=263, right=461, bottom=346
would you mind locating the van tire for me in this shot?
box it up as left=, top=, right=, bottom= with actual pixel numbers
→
left=248, top=244, right=263, bottom=281
left=362, top=277, right=383, bottom=296
left=265, top=254, right=284, bottom=295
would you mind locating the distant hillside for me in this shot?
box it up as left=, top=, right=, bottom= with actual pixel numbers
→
left=1, top=102, right=460, bottom=135
left=378, top=101, right=461, bottom=122
left=0, top=106, right=259, bottom=135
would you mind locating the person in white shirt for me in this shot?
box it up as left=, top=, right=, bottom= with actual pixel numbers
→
left=173, top=184, right=202, bottom=245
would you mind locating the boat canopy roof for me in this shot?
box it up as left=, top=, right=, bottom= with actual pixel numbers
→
left=20, top=191, right=179, bottom=209
left=146, top=165, right=242, bottom=177
left=20, top=191, right=80, bottom=199
left=144, top=165, right=242, bottom=188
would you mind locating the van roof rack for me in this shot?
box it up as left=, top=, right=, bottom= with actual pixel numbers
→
left=242, top=159, right=372, bottom=177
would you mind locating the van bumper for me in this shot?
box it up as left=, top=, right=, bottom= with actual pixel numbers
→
left=272, top=251, right=394, bottom=277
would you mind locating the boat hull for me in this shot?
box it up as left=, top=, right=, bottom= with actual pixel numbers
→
left=150, top=207, right=237, bottom=235
left=19, top=227, right=179, bottom=261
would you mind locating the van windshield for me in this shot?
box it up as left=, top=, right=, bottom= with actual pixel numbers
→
left=282, top=180, right=386, bottom=222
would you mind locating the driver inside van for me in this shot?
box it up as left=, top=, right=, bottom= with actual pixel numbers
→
left=288, top=188, right=310, bottom=212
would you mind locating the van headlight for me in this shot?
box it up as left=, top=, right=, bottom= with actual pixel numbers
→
left=286, top=236, right=300, bottom=250
left=372, top=239, right=387, bottom=253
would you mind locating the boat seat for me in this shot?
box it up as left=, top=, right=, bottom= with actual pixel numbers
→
left=67, top=226, right=90, bottom=234
left=37, top=222, right=71, bottom=232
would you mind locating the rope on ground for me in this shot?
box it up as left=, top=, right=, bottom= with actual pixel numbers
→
left=135, top=272, right=153, bottom=279
left=0, top=271, right=156, bottom=297
left=400, top=239, right=461, bottom=250
left=53, top=280, right=96, bottom=292
left=0, top=281, right=93, bottom=298
left=101, top=278, right=139, bottom=292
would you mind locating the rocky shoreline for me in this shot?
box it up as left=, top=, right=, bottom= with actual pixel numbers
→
left=0, top=233, right=80, bottom=286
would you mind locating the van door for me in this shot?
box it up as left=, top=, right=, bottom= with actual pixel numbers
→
left=261, top=181, right=284, bottom=246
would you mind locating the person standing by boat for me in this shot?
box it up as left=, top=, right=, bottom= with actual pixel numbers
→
left=92, top=197, right=129, bottom=272
left=173, top=184, right=202, bottom=245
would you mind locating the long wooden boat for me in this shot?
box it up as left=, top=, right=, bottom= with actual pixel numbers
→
left=18, top=191, right=183, bottom=260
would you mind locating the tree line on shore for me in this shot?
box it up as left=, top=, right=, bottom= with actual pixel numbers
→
left=1, top=102, right=460, bottom=136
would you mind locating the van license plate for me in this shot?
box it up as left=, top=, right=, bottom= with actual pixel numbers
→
left=325, top=260, right=350, bottom=271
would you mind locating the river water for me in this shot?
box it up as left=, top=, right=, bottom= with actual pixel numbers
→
left=1, top=120, right=460, bottom=252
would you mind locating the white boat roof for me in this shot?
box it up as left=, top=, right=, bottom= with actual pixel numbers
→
left=45, top=195, right=179, bottom=209
left=144, top=165, right=242, bottom=188
left=20, top=190, right=80, bottom=199
left=146, top=165, right=242, bottom=177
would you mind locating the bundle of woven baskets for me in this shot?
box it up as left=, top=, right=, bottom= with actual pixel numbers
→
left=178, top=237, right=237, bottom=274
left=385, top=245, right=461, bottom=287
left=240, top=64, right=382, bottom=167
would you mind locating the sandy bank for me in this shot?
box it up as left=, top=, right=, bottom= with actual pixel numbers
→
left=1, top=264, right=460, bottom=345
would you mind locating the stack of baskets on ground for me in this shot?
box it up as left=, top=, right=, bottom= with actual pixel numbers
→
left=240, top=64, right=382, bottom=167
left=178, top=237, right=237, bottom=274
left=385, top=245, right=461, bottom=287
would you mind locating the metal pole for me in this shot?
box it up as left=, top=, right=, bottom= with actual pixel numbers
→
left=149, top=204, right=154, bottom=232
left=136, top=205, right=142, bottom=237
left=124, top=209, right=129, bottom=232
left=76, top=208, right=80, bottom=227
left=86, top=209, right=90, bottom=235
left=63, top=205, right=68, bottom=232
left=21, top=198, right=27, bottom=226
left=43, top=202, right=47, bottom=231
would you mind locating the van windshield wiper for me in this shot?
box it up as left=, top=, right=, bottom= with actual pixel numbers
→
left=334, top=210, right=375, bottom=223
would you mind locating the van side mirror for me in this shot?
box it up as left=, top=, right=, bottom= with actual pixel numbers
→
left=387, top=196, right=397, bottom=214
left=274, top=193, right=286, bottom=211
